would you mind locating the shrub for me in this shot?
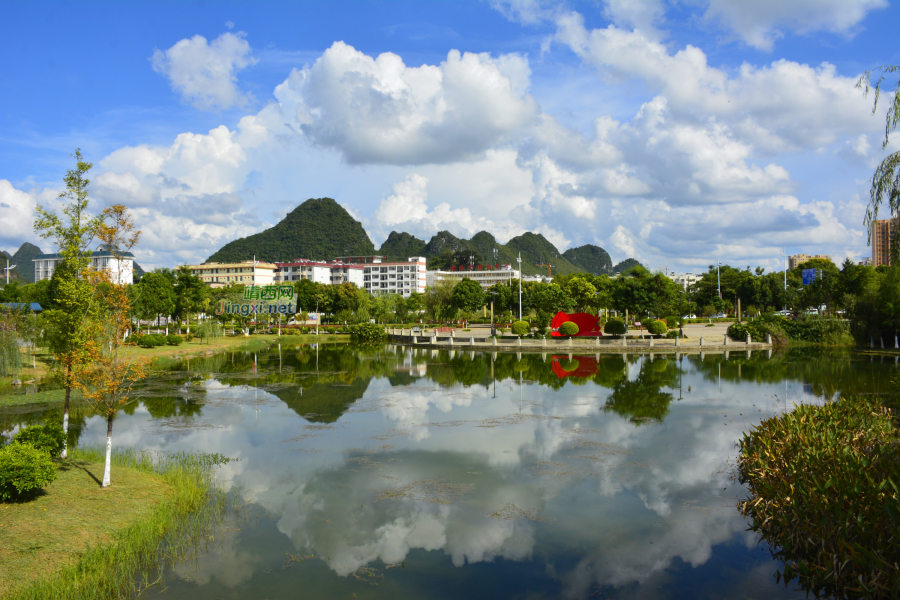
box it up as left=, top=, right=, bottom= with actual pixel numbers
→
left=535, top=325, right=547, bottom=337
left=727, top=316, right=788, bottom=345
left=665, top=330, right=680, bottom=339
left=559, top=321, right=579, bottom=336
left=511, top=321, right=530, bottom=336
left=665, top=316, right=679, bottom=329
left=165, top=334, right=183, bottom=346
left=351, top=323, right=385, bottom=342
left=604, top=318, right=626, bottom=336
left=0, top=443, right=57, bottom=501
left=12, top=423, right=66, bottom=457
left=647, top=320, right=667, bottom=336
left=137, top=334, right=166, bottom=348
left=184, top=332, right=194, bottom=342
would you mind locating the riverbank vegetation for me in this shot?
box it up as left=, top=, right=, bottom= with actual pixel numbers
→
left=1, top=446, right=233, bottom=600
left=737, top=395, right=900, bottom=598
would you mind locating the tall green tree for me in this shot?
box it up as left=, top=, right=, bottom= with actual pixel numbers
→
left=33, top=149, right=105, bottom=458
left=132, top=271, right=176, bottom=331
left=450, top=278, right=486, bottom=313
left=174, top=266, right=207, bottom=333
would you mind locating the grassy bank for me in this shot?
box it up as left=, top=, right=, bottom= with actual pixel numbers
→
left=737, top=396, right=900, bottom=598
left=1, top=447, right=233, bottom=600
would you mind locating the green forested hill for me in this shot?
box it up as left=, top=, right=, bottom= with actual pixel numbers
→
left=206, top=198, right=376, bottom=264
left=614, top=258, right=643, bottom=273
left=10, top=243, right=42, bottom=283
left=204, top=197, right=636, bottom=277
left=378, top=231, right=427, bottom=260
left=563, top=244, right=614, bottom=275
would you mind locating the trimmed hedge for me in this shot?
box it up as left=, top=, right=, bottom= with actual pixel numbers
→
left=12, top=423, right=66, bottom=457
left=559, top=321, right=579, bottom=336
left=511, top=321, right=530, bottom=336
left=165, top=334, right=183, bottom=346
left=137, top=334, right=167, bottom=348
left=647, top=320, right=667, bottom=336
left=604, top=318, right=626, bottom=336
left=0, top=443, right=57, bottom=501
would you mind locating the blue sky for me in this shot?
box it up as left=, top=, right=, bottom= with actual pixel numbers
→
left=2, top=0, right=899, bottom=273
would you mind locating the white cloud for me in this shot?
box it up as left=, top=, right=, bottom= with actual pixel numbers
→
left=0, top=181, right=38, bottom=251
left=553, top=12, right=879, bottom=153
left=702, top=0, right=888, bottom=51
left=274, top=41, right=540, bottom=165
left=151, top=32, right=257, bottom=110
left=370, top=174, right=523, bottom=244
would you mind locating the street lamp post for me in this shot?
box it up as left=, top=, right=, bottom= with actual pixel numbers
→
left=717, top=259, right=721, bottom=299
left=315, top=297, right=320, bottom=335
left=490, top=291, right=497, bottom=336
left=779, top=248, right=787, bottom=312
left=517, top=252, right=522, bottom=321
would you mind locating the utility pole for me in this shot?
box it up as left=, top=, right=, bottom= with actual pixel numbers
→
left=779, top=248, right=787, bottom=291
left=517, top=252, right=522, bottom=320
left=4, top=260, right=16, bottom=285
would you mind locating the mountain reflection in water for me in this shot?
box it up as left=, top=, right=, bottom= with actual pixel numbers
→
left=2, top=343, right=892, bottom=599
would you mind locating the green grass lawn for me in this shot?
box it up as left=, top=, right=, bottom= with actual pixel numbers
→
left=0, top=460, right=170, bottom=597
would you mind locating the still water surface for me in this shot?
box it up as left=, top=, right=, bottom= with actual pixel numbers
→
left=5, top=344, right=896, bottom=599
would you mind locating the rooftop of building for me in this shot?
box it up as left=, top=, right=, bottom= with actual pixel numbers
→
left=35, top=249, right=135, bottom=260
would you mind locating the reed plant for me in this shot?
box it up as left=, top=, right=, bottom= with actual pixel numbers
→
left=6, top=446, right=236, bottom=600
left=737, top=396, right=900, bottom=598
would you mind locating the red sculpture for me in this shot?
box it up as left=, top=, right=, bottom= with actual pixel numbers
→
left=550, top=311, right=603, bottom=337
left=551, top=355, right=600, bottom=378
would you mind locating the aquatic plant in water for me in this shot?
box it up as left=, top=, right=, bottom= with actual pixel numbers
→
left=737, top=396, right=900, bottom=598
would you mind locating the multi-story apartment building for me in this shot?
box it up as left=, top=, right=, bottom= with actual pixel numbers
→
left=427, top=264, right=521, bottom=290
left=187, top=260, right=276, bottom=288
left=273, top=259, right=365, bottom=286
left=788, top=253, right=833, bottom=270
left=670, top=273, right=700, bottom=290
left=872, top=218, right=897, bottom=267
left=34, top=247, right=136, bottom=285
left=362, top=257, right=426, bottom=297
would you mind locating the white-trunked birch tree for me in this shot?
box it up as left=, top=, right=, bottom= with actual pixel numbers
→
left=34, top=149, right=105, bottom=459
left=74, top=205, right=149, bottom=487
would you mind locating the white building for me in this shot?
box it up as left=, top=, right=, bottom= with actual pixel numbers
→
left=34, top=248, right=136, bottom=285
left=362, top=257, right=426, bottom=297
left=428, top=263, right=521, bottom=290
left=669, top=273, right=700, bottom=290
left=274, top=260, right=333, bottom=285
left=274, top=259, right=365, bottom=287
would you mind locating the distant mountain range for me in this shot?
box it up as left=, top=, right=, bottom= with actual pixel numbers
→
left=204, top=198, right=641, bottom=277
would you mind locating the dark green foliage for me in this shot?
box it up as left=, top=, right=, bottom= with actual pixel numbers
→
left=511, top=320, right=530, bottom=336
left=613, top=258, right=642, bottom=273
left=351, top=323, right=385, bottom=342
left=137, top=334, right=167, bottom=348
left=604, top=318, right=626, bottom=336
left=665, top=315, right=679, bottom=328
left=12, top=423, right=66, bottom=457
left=562, top=245, right=613, bottom=275
left=738, top=396, right=900, bottom=598
left=559, top=321, right=579, bottom=336
left=378, top=231, right=427, bottom=260
left=0, top=443, right=57, bottom=501
left=647, top=319, right=667, bottom=336
left=165, top=334, right=183, bottom=346
left=451, top=278, right=486, bottom=312
left=729, top=316, right=850, bottom=345
left=206, top=198, right=376, bottom=263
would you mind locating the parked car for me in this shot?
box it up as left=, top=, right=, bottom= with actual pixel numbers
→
left=682, top=314, right=697, bottom=319
left=712, top=313, right=727, bottom=318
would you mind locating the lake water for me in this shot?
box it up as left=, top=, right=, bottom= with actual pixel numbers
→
left=4, top=343, right=896, bottom=599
